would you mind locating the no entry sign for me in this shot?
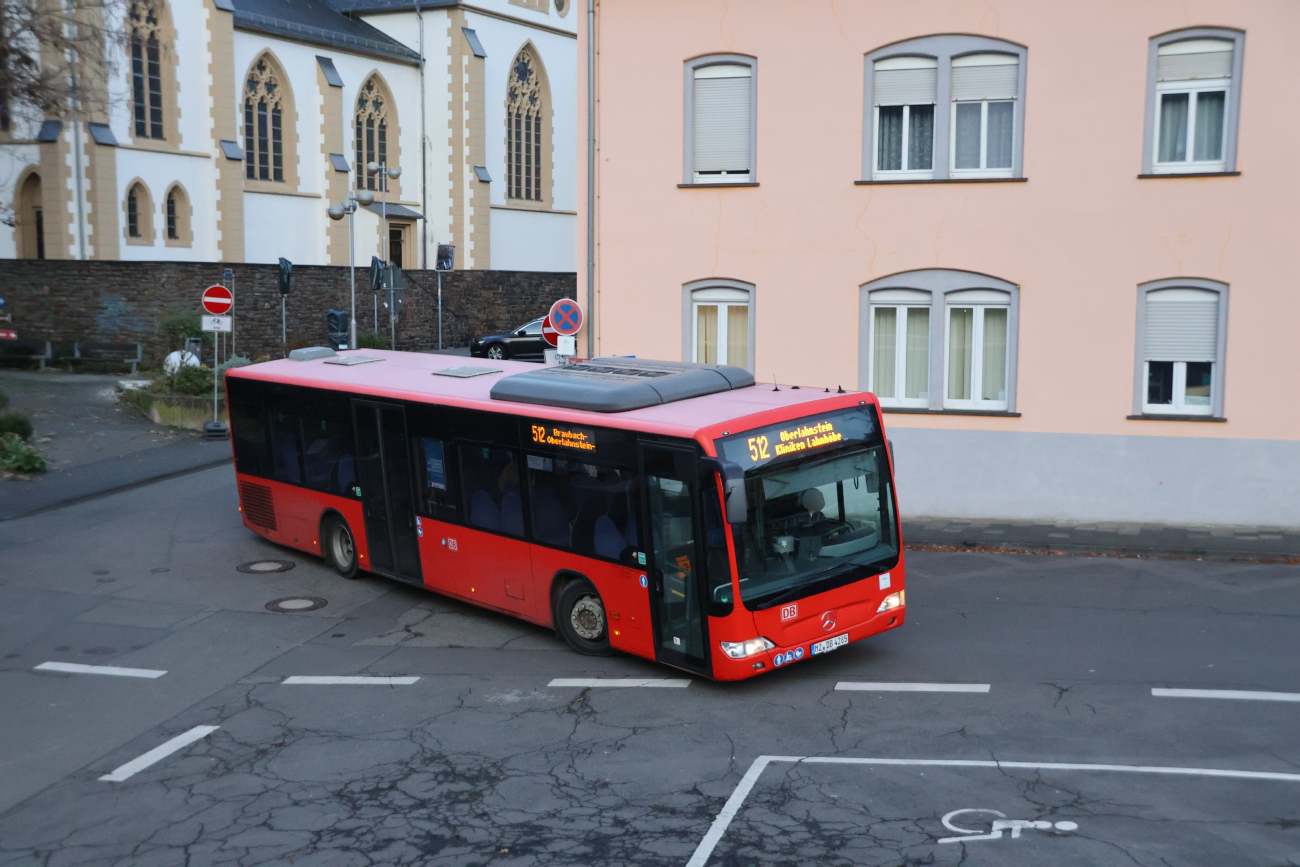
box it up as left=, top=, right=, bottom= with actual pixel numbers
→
left=202, top=285, right=233, bottom=316
left=541, top=316, right=560, bottom=347
left=548, top=299, right=583, bottom=336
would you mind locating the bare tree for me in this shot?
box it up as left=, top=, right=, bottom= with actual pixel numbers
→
left=0, top=0, right=127, bottom=134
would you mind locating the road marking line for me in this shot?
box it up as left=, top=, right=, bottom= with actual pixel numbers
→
left=98, top=726, right=219, bottom=782
left=548, top=678, right=691, bottom=688
left=1153, top=688, right=1300, bottom=702
left=835, top=682, right=990, bottom=693
left=35, top=661, right=167, bottom=679
left=282, top=676, right=420, bottom=685
left=685, top=755, right=1300, bottom=867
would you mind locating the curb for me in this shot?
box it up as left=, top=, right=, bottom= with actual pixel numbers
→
left=0, top=456, right=231, bottom=521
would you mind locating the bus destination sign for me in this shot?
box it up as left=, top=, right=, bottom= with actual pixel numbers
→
left=719, top=406, right=877, bottom=472
left=530, top=422, right=597, bottom=453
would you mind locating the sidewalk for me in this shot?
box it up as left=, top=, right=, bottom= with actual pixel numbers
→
left=0, top=370, right=230, bottom=520
left=903, top=517, right=1300, bottom=562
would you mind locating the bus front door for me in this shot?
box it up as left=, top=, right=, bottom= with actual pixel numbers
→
left=640, top=444, right=710, bottom=676
left=353, top=401, right=423, bottom=583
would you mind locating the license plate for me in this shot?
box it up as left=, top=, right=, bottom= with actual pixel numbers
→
left=811, top=633, right=849, bottom=656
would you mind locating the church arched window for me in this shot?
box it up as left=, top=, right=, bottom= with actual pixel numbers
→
left=506, top=46, right=549, bottom=202
left=354, top=76, right=394, bottom=191
left=244, top=55, right=289, bottom=182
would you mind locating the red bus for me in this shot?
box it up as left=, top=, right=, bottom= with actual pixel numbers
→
left=225, top=351, right=904, bottom=680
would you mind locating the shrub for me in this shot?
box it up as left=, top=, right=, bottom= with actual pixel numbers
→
left=160, top=309, right=207, bottom=351
left=357, top=330, right=387, bottom=349
left=252, top=355, right=272, bottom=365
left=0, top=433, right=45, bottom=473
left=0, top=413, right=34, bottom=441
left=172, top=364, right=214, bottom=396
left=0, top=390, right=8, bottom=411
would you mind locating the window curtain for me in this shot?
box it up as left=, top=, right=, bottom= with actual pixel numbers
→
left=904, top=307, right=930, bottom=399
left=981, top=308, right=1008, bottom=401
left=908, top=106, right=934, bottom=170
left=696, top=305, right=718, bottom=364
left=947, top=307, right=974, bottom=400
left=726, top=305, right=748, bottom=368
left=872, top=307, right=897, bottom=398
left=877, top=107, right=903, bottom=171
left=1158, top=94, right=1189, bottom=162
left=1193, top=92, right=1225, bottom=161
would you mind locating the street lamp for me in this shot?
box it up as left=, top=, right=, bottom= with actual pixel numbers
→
left=328, top=188, right=375, bottom=350
left=367, top=161, right=401, bottom=349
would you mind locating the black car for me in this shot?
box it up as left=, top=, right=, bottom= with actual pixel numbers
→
left=469, top=317, right=547, bottom=361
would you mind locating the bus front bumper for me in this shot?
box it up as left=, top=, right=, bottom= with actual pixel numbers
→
left=711, top=605, right=906, bottom=681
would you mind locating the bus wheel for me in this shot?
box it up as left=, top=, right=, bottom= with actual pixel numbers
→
left=556, top=580, right=615, bottom=656
left=323, top=515, right=360, bottom=579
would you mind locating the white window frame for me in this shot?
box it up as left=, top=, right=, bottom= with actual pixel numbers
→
left=1142, top=29, right=1244, bottom=176
left=860, top=271, right=1020, bottom=415
left=1153, top=79, right=1230, bottom=174
left=949, top=100, right=1016, bottom=178
left=871, top=56, right=937, bottom=180
left=868, top=290, right=931, bottom=408
left=682, top=279, right=756, bottom=372
left=1132, top=278, right=1229, bottom=419
left=942, top=290, right=1011, bottom=411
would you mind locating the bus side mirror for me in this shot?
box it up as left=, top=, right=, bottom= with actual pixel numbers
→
left=700, top=456, right=748, bottom=525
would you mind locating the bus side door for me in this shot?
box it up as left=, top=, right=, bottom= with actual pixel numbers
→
left=352, top=401, right=423, bottom=583
left=640, top=443, right=711, bottom=676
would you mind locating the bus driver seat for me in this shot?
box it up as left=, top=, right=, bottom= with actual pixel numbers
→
left=801, top=488, right=826, bottom=524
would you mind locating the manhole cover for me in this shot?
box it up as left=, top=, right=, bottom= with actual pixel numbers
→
left=266, top=596, right=327, bottom=613
left=151, top=567, right=170, bottom=574
left=238, top=560, right=296, bottom=574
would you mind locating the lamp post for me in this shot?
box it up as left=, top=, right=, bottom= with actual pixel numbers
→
left=328, top=188, right=375, bottom=350
left=367, top=161, right=401, bottom=349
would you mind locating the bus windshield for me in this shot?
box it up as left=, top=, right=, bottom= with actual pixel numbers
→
left=716, top=406, right=899, bottom=609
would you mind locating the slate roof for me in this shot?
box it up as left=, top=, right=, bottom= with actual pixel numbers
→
left=230, top=0, right=421, bottom=64
left=324, top=0, right=456, bottom=14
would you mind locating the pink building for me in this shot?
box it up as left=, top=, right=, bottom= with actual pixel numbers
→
left=576, top=0, right=1300, bottom=528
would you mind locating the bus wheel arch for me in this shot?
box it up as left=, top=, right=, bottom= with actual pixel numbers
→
left=551, top=571, right=615, bottom=657
left=320, top=510, right=360, bottom=579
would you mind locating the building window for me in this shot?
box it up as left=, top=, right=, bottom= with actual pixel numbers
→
left=860, top=269, right=1020, bottom=414
left=950, top=54, right=1018, bottom=177
left=355, top=77, right=390, bottom=191
left=863, top=36, right=1026, bottom=182
left=684, top=55, right=757, bottom=185
left=244, top=56, right=286, bottom=182
left=868, top=290, right=931, bottom=407
left=124, top=180, right=153, bottom=244
left=872, top=57, right=936, bottom=178
left=943, top=290, right=1010, bottom=410
left=1133, top=279, right=1228, bottom=418
left=128, top=0, right=164, bottom=140
left=506, top=45, right=549, bottom=202
left=683, top=280, right=755, bottom=372
left=164, top=183, right=190, bottom=246
left=1143, top=29, right=1243, bottom=176
left=17, top=172, right=44, bottom=259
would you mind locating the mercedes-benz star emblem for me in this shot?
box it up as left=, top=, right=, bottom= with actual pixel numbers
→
left=821, top=611, right=837, bottom=632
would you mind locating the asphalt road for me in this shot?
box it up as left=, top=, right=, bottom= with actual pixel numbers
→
left=0, top=465, right=1297, bottom=866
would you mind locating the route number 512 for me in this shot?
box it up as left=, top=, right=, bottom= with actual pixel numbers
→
left=747, top=435, right=771, bottom=462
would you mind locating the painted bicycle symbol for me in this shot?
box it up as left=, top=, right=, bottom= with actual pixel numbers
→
left=938, top=808, right=1079, bottom=844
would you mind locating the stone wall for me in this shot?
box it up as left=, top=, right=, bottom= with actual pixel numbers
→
left=0, top=260, right=575, bottom=364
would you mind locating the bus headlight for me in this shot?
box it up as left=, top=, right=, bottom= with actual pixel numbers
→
left=720, top=637, right=775, bottom=659
left=877, top=591, right=905, bottom=613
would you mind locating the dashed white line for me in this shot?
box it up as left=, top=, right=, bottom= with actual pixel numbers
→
left=548, top=678, right=691, bottom=688
left=282, top=676, right=420, bottom=685
left=35, top=661, right=167, bottom=679
left=98, top=726, right=219, bottom=782
left=1153, top=688, right=1300, bottom=703
left=835, top=682, right=990, bottom=693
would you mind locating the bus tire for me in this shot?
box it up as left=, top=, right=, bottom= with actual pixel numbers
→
left=322, top=514, right=360, bottom=579
left=555, top=579, right=615, bottom=656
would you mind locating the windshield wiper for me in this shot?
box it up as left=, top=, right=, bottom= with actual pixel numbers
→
left=747, top=551, right=897, bottom=610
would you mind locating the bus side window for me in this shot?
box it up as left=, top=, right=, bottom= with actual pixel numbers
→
left=301, top=415, right=354, bottom=496
left=525, top=456, right=640, bottom=561
left=420, top=438, right=459, bottom=520
left=460, top=445, right=524, bottom=537
left=269, top=412, right=303, bottom=486
left=227, top=378, right=272, bottom=478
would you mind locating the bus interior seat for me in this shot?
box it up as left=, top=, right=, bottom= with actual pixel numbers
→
left=334, top=453, right=355, bottom=493
left=470, top=490, right=502, bottom=531
left=500, top=491, right=525, bottom=536
left=530, top=485, right=571, bottom=546
left=570, top=499, right=605, bottom=554
left=593, top=515, right=625, bottom=559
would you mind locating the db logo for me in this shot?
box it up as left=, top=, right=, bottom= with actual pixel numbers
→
left=780, top=603, right=798, bottom=622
